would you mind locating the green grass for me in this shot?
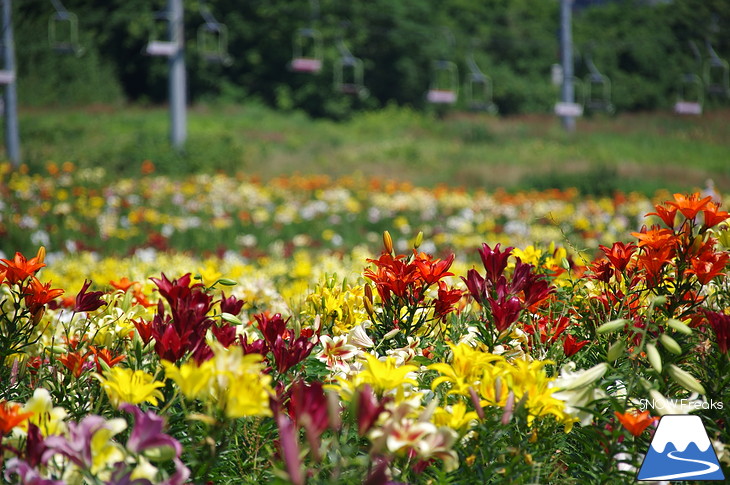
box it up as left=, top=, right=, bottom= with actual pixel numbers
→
left=9, top=102, right=730, bottom=194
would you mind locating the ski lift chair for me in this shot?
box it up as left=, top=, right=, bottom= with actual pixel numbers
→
left=427, top=60, right=459, bottom=104
left=584, top=54, right=614, bottom=114
left=554, top=77, right=585, bottom=118
left=704, top=41, right=730, bottom=98
left=465, top=44, right=497, bottom=113
left=290, top=0, right=322, bottom=73
left=334, top=39, right=367, bottom=98
left=48, top=0, right=83, bottom=56
left=197, top=2, right=232, bottom=66
left=290, top=28, right=323, bottom=73
left=674, top=41, right=704, bottom=115
left=466, top=72, right=497, bottom=113
left=145, top=11, right=177, bottom=57
left=674, top=73, right=704, bottom=115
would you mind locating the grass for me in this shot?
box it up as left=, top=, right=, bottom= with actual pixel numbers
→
left=8, top=102, right=730, bottom=194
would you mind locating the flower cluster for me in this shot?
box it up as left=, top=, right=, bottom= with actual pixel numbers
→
left=0, top=191, right=729, bottom=484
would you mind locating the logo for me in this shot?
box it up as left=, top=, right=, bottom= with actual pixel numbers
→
left=637, top=415, right=725, bottom=481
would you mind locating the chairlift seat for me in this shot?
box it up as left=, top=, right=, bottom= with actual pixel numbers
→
left=339, top=83, right=360, bottom=96
left=146, top=41, right=178, bottom=57
left=674, top=101, right=702, bottom=115
left=291, top=57, right=322, bottom=73
left=427, top=89, right=457, bottom=104
left=0, top=70, right=15, bottom=85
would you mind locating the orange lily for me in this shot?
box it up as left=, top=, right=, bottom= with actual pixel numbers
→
left=110, top=277, right=136, bottom=292
left=666, top=193, right=713, bottom=221
left=57, top=350, right=92, bottom=378
left=24, top=276, right=64, bottom=316
left=703, top=201, right=730, bottom=229
left=1, top=248, right=46, bottom=284
left=614, top=410, right=657, bottom=437
left=0, top=401, right=34, bottom=435
left=646, top=204, right=677, bottom=229
left=89, top=346, right=126, bottom=372
left=685, top=251, right=729, bottom=285
left=631, top=226, right=678, bottom=250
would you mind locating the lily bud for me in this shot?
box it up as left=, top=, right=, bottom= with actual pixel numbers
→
left=383, top=230, right=393, bottom=254
left=364, top=297, right=374, bottom=317
left=414, top=231, right=423, bottom=249
left=659, top=334, right=682, bottom=355
left=645, top=343, right=662, bottom=373
left=596, top=319, right=629, bottom=335
left=560, top=362, right=609, bottom=390
left=666, top=318, right=692, bottom=335
left=35, top=246, right=46, bottom=264
left=607, top=339, right=625, bottom=363
left=220, top=312, right=243, bottom=325
left=667, top=364, right=706, bottom=395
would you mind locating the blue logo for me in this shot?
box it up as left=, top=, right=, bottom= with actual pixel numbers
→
left=637, top=415, right=725, bottom=481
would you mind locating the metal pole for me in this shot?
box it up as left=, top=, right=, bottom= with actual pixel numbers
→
left=3, top=0, right=20, bottom=165
left=560, top=0, right=575, bottom=133
left=169, top=0, right=186, bottom=150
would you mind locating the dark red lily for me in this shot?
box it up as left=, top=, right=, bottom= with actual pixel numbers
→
left=74, top=279, right=107, bottom=313
left=478, top=243, right=513, bottom=284
left=488, top=295, right=521, bottom=332
left=704, top=310, right=730, bottom=354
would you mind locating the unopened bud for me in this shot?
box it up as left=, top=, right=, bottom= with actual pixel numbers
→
left=414, top=231, right=423, bottom=249
left=35, top=246, right=46, bottom=265
left=645, top=343, right=662, bottom=373
left=364, top=284, right=373, bottom=304
left=652, top=296, right=667, bottom=307
left=596, top=319, right=629, bottom=335
left=659, top=334, right=682, bottom=355
left=560, top=362, right=608, bottom=390
left=363, top=296, right=374, bottom=317
left=666, top=318, right=692, bottom=335
left=667, top=364, right=706, bottom=395
left=383, top=328, right=400, bottom=340
left=606, top=339, right=625, bottom=363
left=220, top=312, right=243, bottom=325
left=383, top=230, right=393, bottom=254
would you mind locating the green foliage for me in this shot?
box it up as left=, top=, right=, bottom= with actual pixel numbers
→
left=10, top=0, right=730, bottom=116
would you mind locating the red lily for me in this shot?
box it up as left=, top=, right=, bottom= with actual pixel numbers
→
left=413, top=252, right=455, bottom=285
left=599, top=241, right=637, bottom=273
left=433, top=281, right=462, bottom=320
left=563, top=334, right=589, bottom=357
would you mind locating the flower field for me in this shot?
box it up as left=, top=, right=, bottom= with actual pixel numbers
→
left=1, top=163, right=730, bottom=484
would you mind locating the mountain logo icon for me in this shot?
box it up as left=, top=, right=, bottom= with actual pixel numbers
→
left=637, top=414, right=725, bottom=481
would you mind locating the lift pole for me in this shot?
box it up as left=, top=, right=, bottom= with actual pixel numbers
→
left=2, top=0, right=20, bottom=165
left=559, top=0, right=576, bottom=133
left=169, top=0, right=186, bottom=150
